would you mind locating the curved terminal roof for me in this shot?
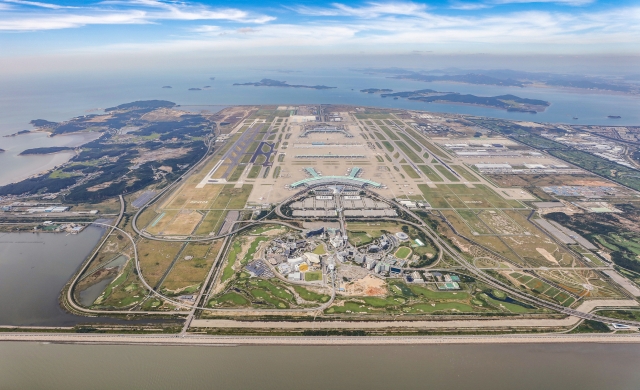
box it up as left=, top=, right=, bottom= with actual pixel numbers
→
left=290, top=166, right=382, bottom=188
left=290, top=176, right=382, bottom=188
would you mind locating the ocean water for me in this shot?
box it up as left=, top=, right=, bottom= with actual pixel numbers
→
left=2, top=343, right=640, bottom=390
left=1, top=68, right=639, bottom=185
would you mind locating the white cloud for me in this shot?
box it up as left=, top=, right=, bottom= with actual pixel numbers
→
left=292, top=2, right=429, bottom=18
left=0, top=0, right=275, bottom=31
left=491, top=0, right=595, bottom=5
left=451, top=0, right=596, bottom=9
left=3, top=0, right=77, bottom=9
left=449, top=2, right=492, bottom=10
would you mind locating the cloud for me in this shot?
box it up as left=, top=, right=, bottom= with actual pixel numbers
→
left=3, top=0, right=77, bottom=9
left=291, top=2, right=429, bottom=18
left=449, top=2, right=492, bottom=10
left=0, top=0, right=275, bottom=31
left=451, top=0, right=595, bottom=9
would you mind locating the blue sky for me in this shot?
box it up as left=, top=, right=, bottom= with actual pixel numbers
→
left=0, top=0, right=639, bottom=72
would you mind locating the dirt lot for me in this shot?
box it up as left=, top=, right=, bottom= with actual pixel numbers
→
left=342, top=275, right=388, bottom=296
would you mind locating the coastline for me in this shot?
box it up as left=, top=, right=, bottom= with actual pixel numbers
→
left=2, top=332, right=640, bottom=346
left=0, top=131, right=102, bottom=186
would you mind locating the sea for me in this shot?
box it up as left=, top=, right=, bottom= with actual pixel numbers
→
left=1, top=68, right=640, bottom=387
left=1, top=68, right=639, bottom=185
left=1, top=342, right=640, bottom=390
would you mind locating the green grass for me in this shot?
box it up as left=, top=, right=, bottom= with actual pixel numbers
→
left=408, top=284, right=470, bottom=300
left=256, top=280, right=295, bottom=303
left=396, top=141, right=422, bottom=163
left=254, top=154, right=267, bottom=165
left=380, top=126, right=400, bottom=141
left=374, top=131, right=386, bottom=140
left=434, top=165, right=460, bottom=182
left=49, top=169, right=79, bottom=179
left=227, top=165, right=246, bottom=181
left=398, top=132, right=422, bottom=152
left=401, top=165, right=420, bottom=179
left=417, top=165, right=443, bottom=182
left=221, top=241, right=242, bottom=282
left=348, top=231, right=373, bottom=246
left=382, top=141, right=394, bottom=152
left=451, top=165, right=478, bottom=181
left=404, top=128, right=450, bottom=160
left=211, top=292, right=249, bottom=306
left=272, top=166, right=281, bottom=178
left=406, top=302, right=473, bottom=313
left=241, top=237, right=268, bottom=265
left=246, top=165, right=262, bottom=179
left=305, top=271, right=322, bottom=282
left=250, top=289, right=289, bottom=308
left=312, top=244, right=326, bottom=255
left=395, top=247, right=412, bottom=259
left=293, top=285, right=330, bottom=302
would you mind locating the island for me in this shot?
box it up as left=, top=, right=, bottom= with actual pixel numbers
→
left=188, top=88, right=202, bottom=91
left=0, top=148, right=4, bottom=152
left=30, top=119, right=58, bottom=129
left=3, top=129, right=31, bottom=137
left=162, top=86, right=172, bottom=89
left=210, top=77, right=216, bottom=80
left=380, top=90, right=550, bottom=112
left=19, top=146, right=74, bottom=155
left=360, top=88, right=393, bottom=93
left=392, top=72, right=525, bottom=87
left=608, top=115, right=622, bottom=119
left=358, top=68, right=638, bottom=94
left=233, top=78, right=336, bottom=89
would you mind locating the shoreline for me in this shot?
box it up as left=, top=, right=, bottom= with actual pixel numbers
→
left=1, top=332, right=640, bottom=346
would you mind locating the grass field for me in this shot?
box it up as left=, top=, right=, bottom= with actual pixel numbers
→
left=396, top=141, right=422, bottom=163
left=398, top=132, right=422, bottom=152
left=417, top=165, right=443, bottom=182
left=380, top=125, right=400, bottom=141
left=160, top=240, right=223, bottom=292
left=247, top=165, right=261, bottom=179
left=137, top=239, right=185, bottom=287
left=451, top=165, right=479, bottom=182
left=404, top=128, right=451, bottom=160
left=305, top=271, right=323, bottom=282
left=435, top=165, right=460, bottom=182
left=395, top=246, right=412, bottom=259
left=401, top=165, right=420, bottom=179
left=194, top=210, right=226, bottom=235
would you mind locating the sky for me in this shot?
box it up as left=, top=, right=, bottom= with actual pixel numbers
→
left=0, top=0, right=639, bottom=74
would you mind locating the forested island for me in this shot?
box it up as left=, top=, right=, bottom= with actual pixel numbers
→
left=360, top=88, right=393, bottom=93
left=380, top=90, right=550, bottom=112
left=3, top=130, right=31, bottom=137
left=0, top=100, right=211, bottom=201
left=233, top=79, right=336, bottom=89
left=19, top=147, right=74, bottom=155
left=392, top=73, right=525, bottom=87
left=359, top=67, right=638, bottom=94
